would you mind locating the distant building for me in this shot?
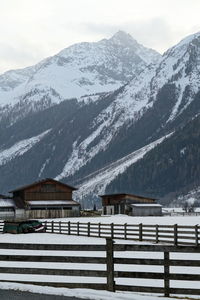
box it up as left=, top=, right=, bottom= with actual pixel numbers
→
left=0, top=194, right=15, bottom=219
left=130, top=203, right=162, bottom=216
left=0, top=178, right=80, bottom=220
left=100, top=193, right=162, bottom=216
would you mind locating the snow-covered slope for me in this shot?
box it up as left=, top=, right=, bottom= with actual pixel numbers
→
left=0, top=129, right=51, bottom=166
left=171, top=186, right=200, bottom=207
left=55, top=63, right=158, bottom=181
left=74, top=134, right=172, bottom=202
left=150, top=32, right=200, bottom=121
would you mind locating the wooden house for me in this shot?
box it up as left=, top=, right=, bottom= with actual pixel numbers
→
left=9, top=178, right=80, bottom=219
left=100, top=193, right=162, bottom=216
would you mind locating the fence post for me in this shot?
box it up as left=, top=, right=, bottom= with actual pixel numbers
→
left=51, top=221, right=54, bottom=233
left=195, top=224, right=199, bottom=246
left=155, top=224, right=159, bottom=243
left=164, top=251, right=170, bottom=297
left=44, top=220, right=47, bottom=232
left=68, top=221, right=71, bottom=235
left=59, top=221, right=61, bottom=234
left=124, top=223, right=127, bottom=240
left=106, top=238, right=115, bottom=292
left=98, top=223, right=101, bottom=237
left=174, top=224, right=178, bottom=246
left=111, top=223, right=114, bottom=239
left=139, top=223, right=143, bottom=241
left=77, top=222, right=80, bottom=236
left=88, top=222, right=90, bottom=237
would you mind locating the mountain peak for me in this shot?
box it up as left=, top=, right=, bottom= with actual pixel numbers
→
left=112, top=30, right=133, bottom=39
left=109, top=30, right=138, bottom=45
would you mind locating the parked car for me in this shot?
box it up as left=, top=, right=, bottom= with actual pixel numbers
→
left=3, top=219, right=46, bottom=234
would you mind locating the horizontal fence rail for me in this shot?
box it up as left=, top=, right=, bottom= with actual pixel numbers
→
left=0, top=240, right=199, bottom=296
left=0, top=241, right=108, bottom=291
left=0, top=220, right=199, bottom=245
left=113, top=242, right=200, bottom=297
left=163, top=211, right=200, bottom=217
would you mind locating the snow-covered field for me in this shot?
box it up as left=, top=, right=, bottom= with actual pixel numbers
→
left=0, top=282, right=192, bottom=300
left=43, top=214, right=200, bottom=226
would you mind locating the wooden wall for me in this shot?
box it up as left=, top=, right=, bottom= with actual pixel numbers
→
left=12, top=181, right=74, bottom=206
left=26, top=208, right=80, bottom=219
left=102, top=194, right=155, bottom=206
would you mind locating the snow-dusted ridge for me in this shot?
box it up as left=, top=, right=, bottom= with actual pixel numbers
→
left=0, top=129, right=51, bottom=166
left=151, top=31, right=200, bottom=122
left=0, top=31, right=161, bottom=109
left=175, top=186, right=200, bottom=206
left=74, top=133, right=173, bottom=200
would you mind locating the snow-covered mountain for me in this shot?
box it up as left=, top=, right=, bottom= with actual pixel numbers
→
left=0, top=31, right=200, bottom=206
left=0, top=31, right=160, bottom=107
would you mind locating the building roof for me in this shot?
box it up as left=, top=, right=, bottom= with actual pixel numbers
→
left=0, top=198, right=15, bottom=207
left=99, top=193, right=157, bottom=201
left=9, top=178, right=77, bottom=193
left=130, top=203, right=162, bottom=207
left=28, top=200, right=80, bottom=206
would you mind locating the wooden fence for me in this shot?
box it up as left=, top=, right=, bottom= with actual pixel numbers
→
left=0, top=240, right=199, bottom=296
left=0, top=220, right=199, bottom=246
left=0, top=221, right=4, bottom=232
left=163, top=211, right=200, bottom=217
left=42, top=220, right=200, bottom=246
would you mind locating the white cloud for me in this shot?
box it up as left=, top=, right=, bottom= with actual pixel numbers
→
left=0, top=0, right=200, bottom=73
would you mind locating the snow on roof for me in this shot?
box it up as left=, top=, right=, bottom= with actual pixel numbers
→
left=0, top=198, right=15, bottom=207
left=130, top=203, right=162, bottom=207
left=28, top=200, right=79, bottom=206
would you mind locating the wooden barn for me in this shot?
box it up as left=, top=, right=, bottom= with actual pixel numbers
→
left=100, top=193, right=162, bottom=216
left=9, top=178, right=80, bottom=219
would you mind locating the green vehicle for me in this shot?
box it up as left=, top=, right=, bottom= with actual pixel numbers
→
left=3, top=220, right=46, bottom=234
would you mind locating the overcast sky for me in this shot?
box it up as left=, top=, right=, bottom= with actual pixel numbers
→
left=0, top=0, right=200, bottom=73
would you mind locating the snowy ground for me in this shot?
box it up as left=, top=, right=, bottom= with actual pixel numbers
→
left=42, top=214, right=200, bottom=226
left=0, top=282, right=194, bottom=300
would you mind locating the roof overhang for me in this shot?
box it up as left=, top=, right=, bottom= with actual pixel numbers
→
left=99, top=193, right=157, bottom=201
